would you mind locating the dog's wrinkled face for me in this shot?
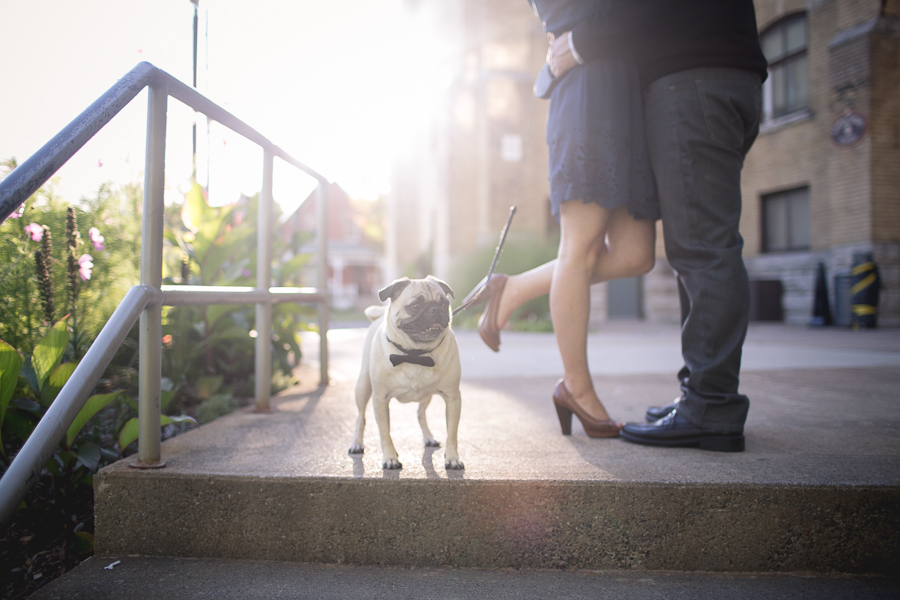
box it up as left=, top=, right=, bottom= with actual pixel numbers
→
left=379, top=276, right=455, bottom=344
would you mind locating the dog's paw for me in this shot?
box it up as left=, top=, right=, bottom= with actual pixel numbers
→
left=348, top=444, right=364, bottom=455
left=383, top=458, right=403, bottom=470
left=424, top=437, right=441, bottom=448
left=444, top=458, right=465, bottom=470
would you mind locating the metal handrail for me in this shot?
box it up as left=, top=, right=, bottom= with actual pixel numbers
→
left=0, top=62, right=331, bottom=524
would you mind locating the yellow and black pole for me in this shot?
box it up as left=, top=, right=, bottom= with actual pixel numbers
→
left=850, top=252, right=880, bottom=329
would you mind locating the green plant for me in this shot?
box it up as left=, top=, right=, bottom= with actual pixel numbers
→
left=451, top=232, right=560, bottom=329
left=0, top=171, right=196, bottom=512
left=159, top=183, right=314, bottom=412
left=0, top=166, right=141, bottom=354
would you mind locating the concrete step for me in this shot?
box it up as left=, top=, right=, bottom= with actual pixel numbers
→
left=94, top=324, right=900, bottom=575
left=29, top=556, right=900, bottom=600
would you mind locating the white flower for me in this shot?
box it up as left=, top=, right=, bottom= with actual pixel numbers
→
left=88, top=227, right=105, bottom=251
left=78, top=254, right=94, bottom=281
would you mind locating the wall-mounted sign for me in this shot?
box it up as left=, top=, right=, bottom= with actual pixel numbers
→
left=830, top=111, right=867, bottom=147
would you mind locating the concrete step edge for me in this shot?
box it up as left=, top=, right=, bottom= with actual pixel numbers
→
left=95, top=471, right=900, bottom=575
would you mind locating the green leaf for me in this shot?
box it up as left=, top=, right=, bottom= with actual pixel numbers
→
left=205, top=325, right=255, bottom=345
left=118, top=418, right=139, bottom=454
left=40, top=361, right=78, bottom=408
left=76, top=441, right=101, bottom=471
left=66, top=391, right=121, bottom=448
left=0, top=340, right=23, bottom=452
left=160, top=389, right=176, bottom=413
left=12, top=397, right=42, bottom=414
left=32, top=316, right=69, bottom=391
left=162, top=414, right=198, bottom=428
left=19, top=363, right=39, bottom=396
left=3, top=408, right=38, bottom=444
left=279, top=253, right=311, bottom=282
left=195, top=375, right=223, bottom=399
left=44, top=455, right=61, bottom=477
left=185, top=182, right=232, bottom=258
left=57, top=450, right=78, bottom=469
left=0, top=339, right=22, bottom=422
left=117, top=414, right=197, bottom=455
left=73, top=531, right=94, bottom=554
left=160, top=378, right=178, bottom=412
left=206, top=305, right=237, bottom=331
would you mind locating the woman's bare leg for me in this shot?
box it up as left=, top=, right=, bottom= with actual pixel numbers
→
left=551, top=200, right=612, bottom=420
left=494, top=205, right=656, bottom=329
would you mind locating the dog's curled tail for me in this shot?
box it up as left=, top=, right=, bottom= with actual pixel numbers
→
left=364, top=305, right=386, bottom=322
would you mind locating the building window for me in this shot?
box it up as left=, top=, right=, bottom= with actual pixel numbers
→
left=761, top=14, right=809, bottom=120
left=762, top=187, right=810, bottom=252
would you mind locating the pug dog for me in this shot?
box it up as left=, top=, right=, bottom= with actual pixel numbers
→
left=349, top=276, right=464, bottom=470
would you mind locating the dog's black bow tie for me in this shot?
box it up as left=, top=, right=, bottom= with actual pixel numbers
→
left=387, top=337, right=441, bottom=368
left=389, top=354, right=435, bottom=368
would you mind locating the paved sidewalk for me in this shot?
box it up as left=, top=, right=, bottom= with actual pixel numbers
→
left=271, top=321, right=900, bottom=484
left=31, top=556, right=900, bottom=600
left=38, top=322, right=900, bottom=597
left=96, top=321, right=900, bottom=485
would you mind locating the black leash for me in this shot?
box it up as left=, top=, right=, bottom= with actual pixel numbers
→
left=453, top=206, right=517, bottom=316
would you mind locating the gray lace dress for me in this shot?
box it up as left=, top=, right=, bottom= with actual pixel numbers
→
left=531, top=0, right=659, bottom=221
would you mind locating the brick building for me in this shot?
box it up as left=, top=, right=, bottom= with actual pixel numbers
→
left=741, top=0, right=900, bottom=326
left=388, top=0, right=900, bottom=327
left=282, top=183, right=384, bottom=310
left=388, top=0, right=551, bottom=281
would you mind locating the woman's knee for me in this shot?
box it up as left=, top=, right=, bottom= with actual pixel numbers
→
left=559, top=201, right=610, bottom=258
left=608, top=216, right=657, bottom=277
left=632, top=248, right=656, bottom=277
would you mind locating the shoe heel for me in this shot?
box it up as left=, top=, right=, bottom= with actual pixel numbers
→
left=554, top=402, right=573, bottom=435
left=698, top=435, right=745, bottom=452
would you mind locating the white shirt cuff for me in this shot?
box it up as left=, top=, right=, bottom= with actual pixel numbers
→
left=568, top=31, right=585, bottom=65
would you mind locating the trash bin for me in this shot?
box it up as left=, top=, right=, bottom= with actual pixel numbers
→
left=833, top=273, right=852, bottom=327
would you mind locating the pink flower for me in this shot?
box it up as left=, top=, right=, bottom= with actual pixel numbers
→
left=88, top=227, right=105, bottom=251
left=78, top=254, right=94, bottom=281
left=25, top=223, right=43, bottom=241
left=9, top=208, right=23, bottom=218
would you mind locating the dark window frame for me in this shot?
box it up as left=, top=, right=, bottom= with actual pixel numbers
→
left=761, top=12, right=809, bottom=120
left=761, top=186, right=811, bottom=253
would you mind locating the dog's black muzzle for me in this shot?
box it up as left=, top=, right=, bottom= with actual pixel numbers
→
left=400, top=302, right=450, bottom=343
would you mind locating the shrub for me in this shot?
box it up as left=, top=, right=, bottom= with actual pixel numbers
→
left=450, top=232, right=559, bottom=329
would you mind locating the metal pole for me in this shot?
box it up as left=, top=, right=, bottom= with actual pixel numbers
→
left=134, top=80, right=167, bottom=468
left=316, top=181, right=329, bottom=386
left=0, top=285, right=153, bottom=524
left=255, top=149, right=274, bottom=411
left=191, top=0, right=199, bottom=178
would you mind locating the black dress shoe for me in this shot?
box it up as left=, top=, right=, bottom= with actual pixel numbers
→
left=620, top=410, right=745, bottom=452
left=645, top=399, right=679, bottom=422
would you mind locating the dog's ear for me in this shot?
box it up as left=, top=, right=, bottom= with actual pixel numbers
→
left=426, top=275, right=455, bottom=300
left=378, top=277, right=412, bottom=302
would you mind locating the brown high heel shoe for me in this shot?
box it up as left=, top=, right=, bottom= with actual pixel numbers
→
left=552, top=379, right=622, bottom=438
left=477, top=274, right=508, bottom=352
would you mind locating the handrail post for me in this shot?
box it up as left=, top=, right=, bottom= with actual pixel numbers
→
left=134, top=79, right=167, bottom=469
left=255, top=149, right=274, bottom=411
left=317, top=181, right=329, bottom=386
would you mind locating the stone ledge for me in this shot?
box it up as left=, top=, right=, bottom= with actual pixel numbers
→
left=94, top=472, right=900, bottom=575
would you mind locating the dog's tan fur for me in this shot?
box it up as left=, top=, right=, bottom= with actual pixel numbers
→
left=349, top=276, right=463, bottom=470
